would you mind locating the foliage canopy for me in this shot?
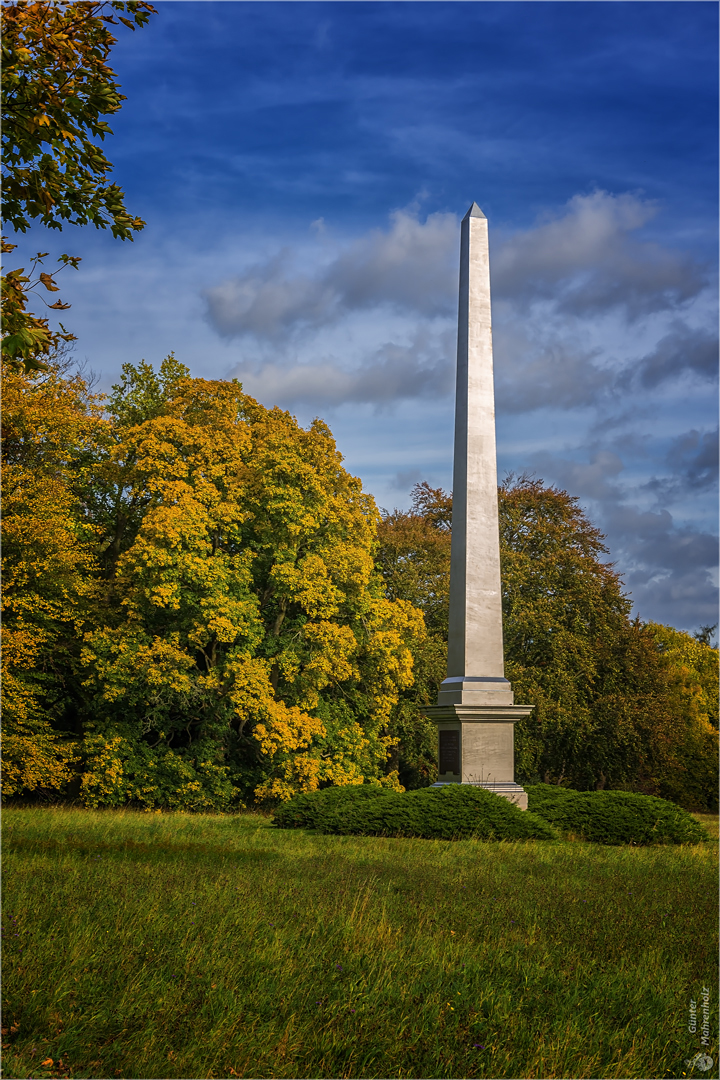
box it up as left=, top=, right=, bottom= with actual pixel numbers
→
left=1, top=357, right=423, bottom=808
left=1, top=0, right=154, bottom=369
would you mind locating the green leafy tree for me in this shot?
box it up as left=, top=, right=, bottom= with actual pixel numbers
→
left=376, top=476, right=719, bottom=809
left=376, top=483, right=451, bottom=788
left=499, top=475, right=636, bottom=789
left=500, top=479, right=717, bottom=806
left=1, top=0, right=155, bottom=370
left=0, top=241, right=80, bottom=370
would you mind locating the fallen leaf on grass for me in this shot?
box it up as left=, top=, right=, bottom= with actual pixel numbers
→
left=42, top=1058, right=54, bottom=1066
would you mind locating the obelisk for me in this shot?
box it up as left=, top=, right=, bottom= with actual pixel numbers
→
left=425, top=202, right=532, bottom=809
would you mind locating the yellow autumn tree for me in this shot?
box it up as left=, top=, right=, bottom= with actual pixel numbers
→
left=76, top=358, right=424, bottom=807
left=645, top=623, right=718, bottom=728
left=640, top=623, right=719, bottom=809
left=1, top=357, right=103, bottom=795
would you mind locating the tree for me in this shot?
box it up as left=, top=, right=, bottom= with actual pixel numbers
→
left=1, top=355, right=104, bottom=796
left=640, top=622, right=718, bottom=809
left=498, top=475, right=637, bottom=789
left=0, top=357, right=420, bottom=809
left=376, top=476, right=719, bottom=809
left=1, top=0, right=155, bottom=370
left=79, top=360, right=425, bottom=806
left=694, top=623, right=718, bottom=648
left=376, top=483, right=451, bottom=788
left=501, top=479, right=717, bottom=806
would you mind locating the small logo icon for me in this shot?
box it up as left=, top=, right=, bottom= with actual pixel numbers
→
left=685, top=1053, right=714, bottom=1072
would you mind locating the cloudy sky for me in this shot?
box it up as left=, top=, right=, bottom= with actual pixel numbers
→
left=13, top=1, right=718, bottom=632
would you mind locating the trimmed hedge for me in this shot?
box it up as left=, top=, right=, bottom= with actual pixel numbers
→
left=272, top=783, right=558, bottom=841
left=526, top=784, right=709, bottom=845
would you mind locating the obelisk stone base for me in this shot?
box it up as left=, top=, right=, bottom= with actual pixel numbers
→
left=425, top=704, right=533, bottom=810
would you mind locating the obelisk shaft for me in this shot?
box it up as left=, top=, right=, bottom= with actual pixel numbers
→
left=438, top=202, right=513, bottom=707
left=426, top=202, right=531, bottom=803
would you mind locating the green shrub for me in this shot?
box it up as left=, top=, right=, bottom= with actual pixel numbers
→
left=272, top=785, right=394, bottom=830
left=273, top=783, right=557, bottom=841
left=527, top=784, right=710, bottom=845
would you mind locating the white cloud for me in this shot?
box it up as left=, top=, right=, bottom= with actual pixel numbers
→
left=328, top=207, right=457, bottom=314
left=489, top=192, right=716, bottom=419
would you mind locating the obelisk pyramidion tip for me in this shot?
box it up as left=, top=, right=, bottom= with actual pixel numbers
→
left=462, top=201, right=486, bottom=221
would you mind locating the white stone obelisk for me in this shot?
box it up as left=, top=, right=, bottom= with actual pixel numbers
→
left=425, top=203, right=532, bottom=808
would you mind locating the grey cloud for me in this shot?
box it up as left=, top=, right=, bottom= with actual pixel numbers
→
left=634, top=323, right=718, bottom=389
left=492, top=191, right=707, bottom=320
left=530, top=449, right=625, bottom=501
left=531, top=467, right=718, bottom=581
left=601, top=503, right=718, bottom=629
left=618, top=529, right=718, bottom=629
left=644, top=428, right=719, bottom=504
left=624, top=567, right=718, bottom=631
left=204, top=251, right=338, bottom=338
left=605, top=503, right=717, bottom=574
left=329, top=208, right=457, bottom=314
left=204, top=185, right=715, bottom=548
left=204, top=209, right=457, bottom=340
left=668, top=428, right=719, bottom=489
left=494, top=336, right=612, bottom=413
left=231, top=333, right=453, bottom=408
left=490, top=194, right=713, bottom=416
left=520, top=450, right=718, bottom=629
left=205, top=193, right=710, bottom=438
left=391, top=469, right=423, bottom=493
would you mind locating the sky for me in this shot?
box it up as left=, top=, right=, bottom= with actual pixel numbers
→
left=12, top=1, right=719, bottom=632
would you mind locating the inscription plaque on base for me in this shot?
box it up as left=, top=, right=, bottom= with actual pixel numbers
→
left=438, top=729, right=460, bottom=774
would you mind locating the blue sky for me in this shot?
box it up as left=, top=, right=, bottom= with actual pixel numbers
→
left=14, top=1, right=718, bottom=631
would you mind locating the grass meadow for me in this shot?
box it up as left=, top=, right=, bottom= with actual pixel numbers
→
left=2, top=807, right=717, bottom=1080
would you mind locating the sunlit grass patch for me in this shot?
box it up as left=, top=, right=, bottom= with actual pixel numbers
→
left=692, top=813, right=719, bottom=841
left=2, top=806, right=717, bottom=1079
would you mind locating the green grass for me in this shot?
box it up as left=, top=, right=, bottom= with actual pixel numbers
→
left=692, top=813, right=719, bottom=841
left=2, top=807, right=717, bottom=1080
